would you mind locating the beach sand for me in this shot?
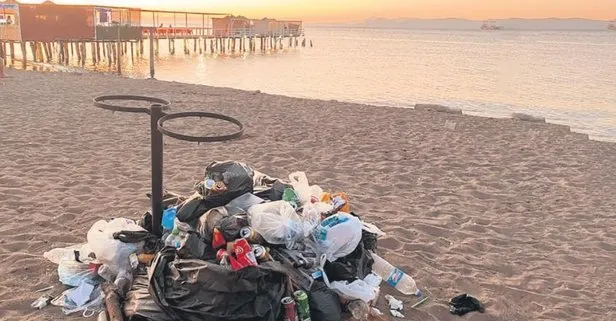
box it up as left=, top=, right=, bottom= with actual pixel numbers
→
left=1, top=69, right=616, bottom=321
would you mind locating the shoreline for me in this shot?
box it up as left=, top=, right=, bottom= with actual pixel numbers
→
left=7, top=62, right=616, bottom=143
left=2, top=65, right=614, bottom=144
left=2, top=69, right=616, bottom=321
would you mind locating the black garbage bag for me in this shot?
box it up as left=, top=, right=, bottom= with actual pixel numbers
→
left=254, top=180, right=292, bottom=202
left=176, top=194, right=213, bottom=227
left=149, top=248, right=286, bottom=321
left=177, top=161, right=254, bottom=225
left=361, top=229, right=378, bottom=252
left=197, top=160, right=255, bottom=201
left=324, top=241, right=374, bottom=282
left=113, top=229, right=162, bottom=254
left=308, top=281, right=343, bottom=321
left=449, top=293, right=485, bottom=316
left=217, top=214, right=249, bottom=241
left=124, top=272, right=174, bottom=321
left=177, top=232, right=212, bottom=260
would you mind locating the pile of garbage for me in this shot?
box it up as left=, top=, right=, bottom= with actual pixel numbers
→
left=37, top=160, right=424, bottom=321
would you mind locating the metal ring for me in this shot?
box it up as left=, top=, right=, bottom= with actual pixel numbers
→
left=93, top=95, right=171, bottom=114
left=157, top=111, right=244, bottom=142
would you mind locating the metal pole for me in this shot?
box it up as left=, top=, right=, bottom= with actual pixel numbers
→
left=149, top=28, right=155, bottom=79
left=150, top=104, right=164, bottom=236
left=116, top=12, right=122, bottom=75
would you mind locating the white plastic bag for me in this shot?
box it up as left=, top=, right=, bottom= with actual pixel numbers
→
left=309, top=185, right=324, bottom=203
left=363, top=273, right=383, bottom=288
left=247, top=201, right=302, bottom=244
left=86, top=218, right=145, bottom=273
left=329, top=279, right=377, bottom=302
left=313, top=213, right=363, bottom=261
left=288, top=172, right=324, bottom=205
left=362, top=222, right=386, bottom=238
left=44, top=243, right=93, bottom=265
left=289, top=172, right=312, bottom=205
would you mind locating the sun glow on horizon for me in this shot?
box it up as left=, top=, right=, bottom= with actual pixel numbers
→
left=9, top=0, right=616, bottom=23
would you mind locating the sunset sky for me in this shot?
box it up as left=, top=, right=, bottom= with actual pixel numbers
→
left=14, top=0, right=616, bottom=22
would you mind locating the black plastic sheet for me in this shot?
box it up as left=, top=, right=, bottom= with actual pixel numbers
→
left=149, top=248, right=287, bottom=321
left=308, top=281, right=343, bottom=321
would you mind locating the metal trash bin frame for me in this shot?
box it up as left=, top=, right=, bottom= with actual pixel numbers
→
left=93, top=95, right=244, bottom=236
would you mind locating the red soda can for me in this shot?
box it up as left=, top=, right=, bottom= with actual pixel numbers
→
left=232, top=239, right=258, bottom=270
left=281, top=296, right=298, bottom=321
left=216, top=249, right=227, bottom=262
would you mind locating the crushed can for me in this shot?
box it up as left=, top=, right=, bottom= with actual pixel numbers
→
left=230, top=239, right=258, bottom=271
left=252, top=245, right=271, bottom=262
left=240, top=226, right=265, bottom=244
left=216, top=248, right=228, bottom=262
left=31, top=294, right=53, bottom=310
left=294, top=290, right=311, bottom=321
left=281, top=296, right=299, bottom=321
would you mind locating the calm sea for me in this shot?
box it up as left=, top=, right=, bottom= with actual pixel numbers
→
left=21, top=27, right=616, bottom=141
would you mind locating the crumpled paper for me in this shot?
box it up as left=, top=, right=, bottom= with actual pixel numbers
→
left=390, top=310, right=405, bottom=318
left=385, top=294, right=404, bottom=311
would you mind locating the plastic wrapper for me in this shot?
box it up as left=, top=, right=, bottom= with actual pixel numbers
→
left=313, top=213, right=363, bottom=261
left=247, top=201, right=303, bottom=245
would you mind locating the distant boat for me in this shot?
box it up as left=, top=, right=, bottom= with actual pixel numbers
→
left=608, top=20, right=616, bottom=30
left=481, top=20, right=504, bottom=30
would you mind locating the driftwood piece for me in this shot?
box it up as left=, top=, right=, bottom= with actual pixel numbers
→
left=102, top=283, right=125, bottom=321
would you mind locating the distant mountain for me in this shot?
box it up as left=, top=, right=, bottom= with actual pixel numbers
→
left=308, top=18, right=612, bottom=30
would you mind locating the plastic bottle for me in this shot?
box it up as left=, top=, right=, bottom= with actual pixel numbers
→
left=370, top=252, right=422, bottom=297
left=115, top=268, right=133, bottom=297
left=347, top=300, right=370, bottom=320
left=165, top=229, right=182, bottom=248
left=97, top=264, right=116, bottom=282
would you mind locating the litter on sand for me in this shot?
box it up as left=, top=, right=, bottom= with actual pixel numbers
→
left=39, top=161, right=426, bottom=321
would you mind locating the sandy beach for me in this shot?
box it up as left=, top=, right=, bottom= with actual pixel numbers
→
left=1, top=69, right=616, bottom=321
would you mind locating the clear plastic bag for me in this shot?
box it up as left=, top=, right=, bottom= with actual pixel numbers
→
left=86, top=218, right=145, bottom=273
left=329, top=279, right=377, bottom=303
left=57, top=258, right=100, bottom=287
left=300, top=202, right=333, bottom=236
left=247, top=201, right=303, bottom=244
left=313, top=213, right=363, bottom=261
left=52, top=285, right=105, bottom=317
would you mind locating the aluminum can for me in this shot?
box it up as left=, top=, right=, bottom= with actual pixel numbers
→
left=281, top=296, right=298, bottom=321
left=293, top=290, right=311, bottom=321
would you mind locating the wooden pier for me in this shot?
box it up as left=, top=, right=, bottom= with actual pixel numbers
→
left=0, top=1, right=308, bottom=77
